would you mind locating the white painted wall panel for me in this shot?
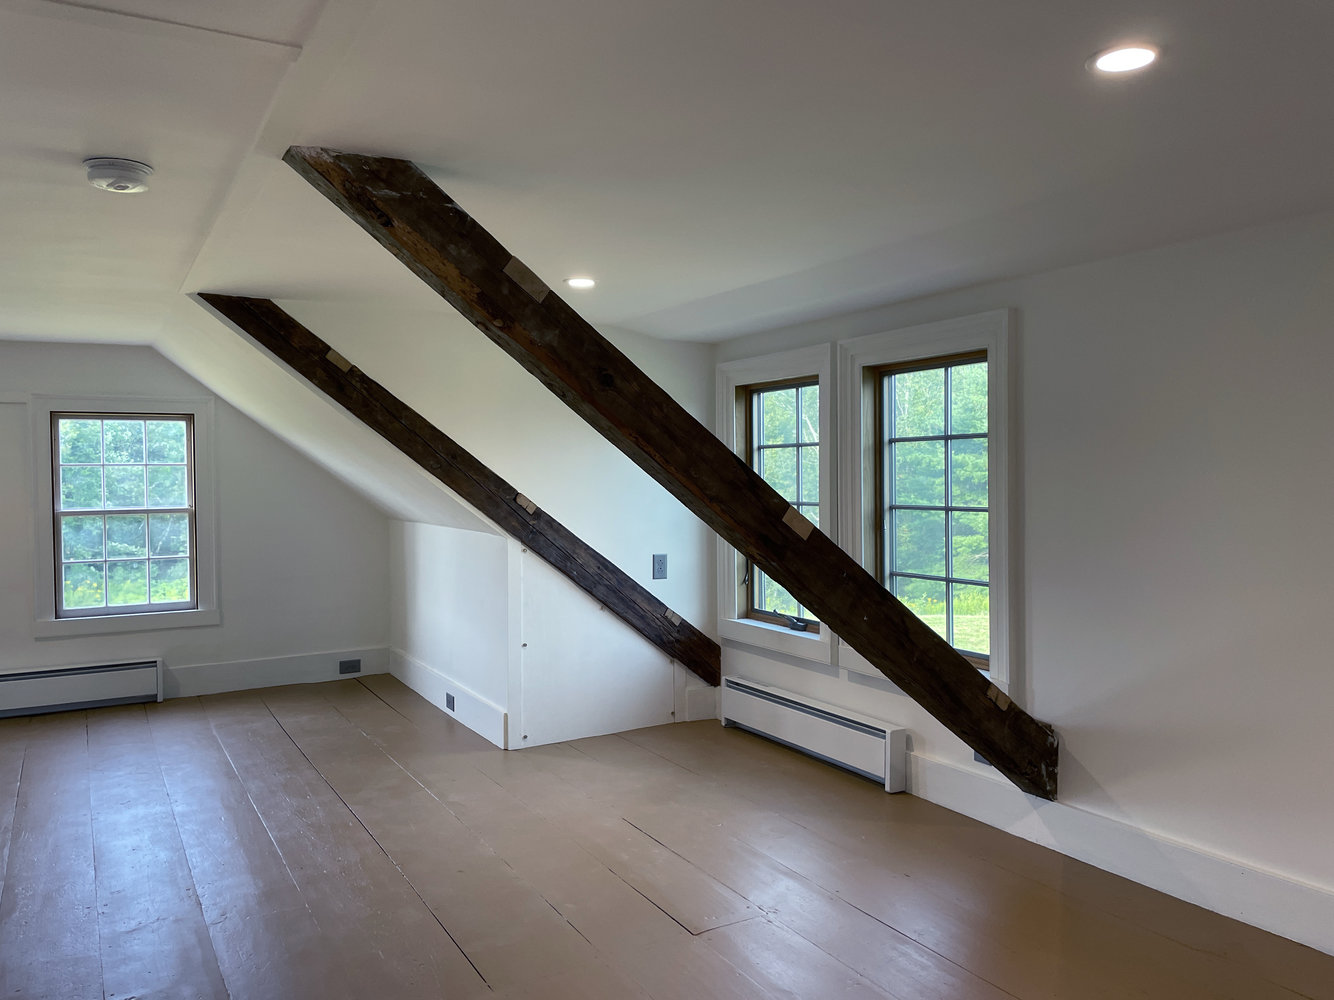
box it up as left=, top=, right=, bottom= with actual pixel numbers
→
left=388, top=520, right=510, bottom=717
left=518, top=550, right=674, bottom=747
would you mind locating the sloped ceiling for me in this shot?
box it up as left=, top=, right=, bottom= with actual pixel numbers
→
left=2, top=0, right=1332, bottom=517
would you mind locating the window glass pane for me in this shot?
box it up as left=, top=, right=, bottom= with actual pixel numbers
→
left=950, top=512, right=989, bottom=583
left=61, top=515, right=104, bottom=561
left=58, top=419, right=102, bottom=464
left=759, top=388, right=798, bottom=445
left=798, top=445, right=819, bottom=504
left=798, top=385, right=819, bottom=444
left=107, top=561, right=149, bottom=607
left=802, top=505, right=819, bottom=529
left=146, top=419, right=188, bottom=464
left=149, top=513, right=190, bottom=557
left=952, top=583, right=990, bottom=655
left=52, top=411, right=196, bottom=619
left=950, top=362, right=988, bottom=434
left=147, top=466, right=188, bottom=507
left=149, top=558, right=191, bottom=603
left=60, top=466, right=103, bottom=510
left=895, top=576, right=947, bottom=641
left=104, top=466, right=146, bottom=509
left=106, top=514, right=148, bottom=558
left=879, top=354, right=993, bottom=660
left=756, top=571, right=799, bottom=618
left=892, top=509, right=946, bottom=577
left=949, top=438, right=988, bottom=508
left=758, top=447, right=797, bottom=500
left=892, top=368, right=944, bottom=437
left=892, top=441, right=945, bottom=506
left=63, top=563, right=105, bottom=609
left=103, top=420, right=145, bottom=464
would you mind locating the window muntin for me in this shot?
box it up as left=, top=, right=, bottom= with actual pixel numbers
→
left=747, top=379, right=819, bottom=628
left=52, top=413, right=196, bottom=617
left=878, top=353, right=989, bottom=658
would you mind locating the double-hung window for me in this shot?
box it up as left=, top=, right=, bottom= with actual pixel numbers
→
left=746, top=379, right=820, bottom=629
left=53, top=413, right=196, bottom=616
left=32, top=394, right=217, bottom=637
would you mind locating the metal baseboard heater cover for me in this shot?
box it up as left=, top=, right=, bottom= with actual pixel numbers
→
left=0, top=660, right=163, bottom=719
left=721, top=677, right=907, bottom=792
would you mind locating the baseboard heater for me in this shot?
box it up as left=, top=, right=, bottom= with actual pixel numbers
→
left=0, top=660, right=162, bottom=719
left=721, top=676, right=907, bottom=792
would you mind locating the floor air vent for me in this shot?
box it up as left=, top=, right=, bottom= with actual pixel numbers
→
left=721, top=677, right=907, bottom=792
left=0, top=660, right=162, bottom=719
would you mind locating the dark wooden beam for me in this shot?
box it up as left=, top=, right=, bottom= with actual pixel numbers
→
left=280, top=146, right=1059, bottom=799
left=195, top=292, right=721, bottom=687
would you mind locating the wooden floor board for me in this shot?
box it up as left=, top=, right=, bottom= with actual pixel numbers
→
left=319, top=679, right=762, bottom=941
left=467, top=746, right=759, bottom=935
left=436, top=724, right=1282, bottom=1000
left=622, top=720, right=1258, bottom=967
left=320, top=680, right=780, bottom=1000
left=623, top=804, right=1017, bottom=1000
left=0, top=716, right=31, bottom=902
left=520, top=732, right=1051, bottom=997
left=86, top=705, right=229, bottom=1000
left=619, top=721, right=1320, bottom=1000
left=260, top=686, right=653, bottom=999
left=146, top=697, right=359, bottom=1000
left=703, top=916, right=904, bottom=1000
left=201, top=690, right=488, bottom=1000
left=1, top=678, right=1330, bottom=999
left=0, top=712, right=102, bottom=1000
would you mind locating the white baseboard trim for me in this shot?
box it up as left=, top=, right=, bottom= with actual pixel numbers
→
left=909, top=752, right=1334, bottom=957
left=165, top=646, right=388, bottom=698
left=388, top=648, right=507, bottom=749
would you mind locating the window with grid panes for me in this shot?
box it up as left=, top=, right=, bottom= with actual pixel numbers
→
left=878, top=353, right=989, bottom=659
left=53, top=413, right=196, bottom=617
left=747, top=379, right=819, bottom=629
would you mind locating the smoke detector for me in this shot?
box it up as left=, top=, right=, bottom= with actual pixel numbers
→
left=83, top=157, right=153, bottom=194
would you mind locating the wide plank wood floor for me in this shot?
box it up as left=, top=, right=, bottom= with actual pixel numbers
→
left=0, top=677, right=1329, bottom=999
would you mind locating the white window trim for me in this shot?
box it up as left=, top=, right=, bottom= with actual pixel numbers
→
left=715, top=345, right=834, bottom=662
left=836, top=309, right=1013, bottom=690
left=31, top=394, right=219, bottom=638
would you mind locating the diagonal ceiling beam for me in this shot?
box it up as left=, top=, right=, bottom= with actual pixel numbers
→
left=281, top=146, right=1058, bottom=799
left=195, top=292, right=721, bottom=687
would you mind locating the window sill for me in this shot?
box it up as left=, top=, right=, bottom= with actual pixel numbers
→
left=719, top=615, right=834, bottom=663
left=840, top=638, right=992, bottom=685
left=34, top=607, right=220, bottom=639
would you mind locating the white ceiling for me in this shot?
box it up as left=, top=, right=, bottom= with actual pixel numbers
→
left=4, top=0, right=1331, bottom=346
left=1, top=0, right=1331, bottom=515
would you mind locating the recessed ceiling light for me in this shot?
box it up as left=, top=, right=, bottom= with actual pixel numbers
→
left=565, top=276, right=596, bottom=290
left=1091, top=46, right=1158, bottom=74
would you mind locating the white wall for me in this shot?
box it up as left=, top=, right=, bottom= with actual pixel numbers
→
left=283, top=300, right=718, bottom=634
left=294, top=300, right=722, bottom=752
left=388, top=520, right=511, bottom=745
left=360, top=305, right=725, bottom=752
left=715, top=210, right=1334, bottom=952
left=388, top=523, right=705, bottom=751
left=516, top=548, right=677, bottom=746
left=0, top=341, right=391, bottom=692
